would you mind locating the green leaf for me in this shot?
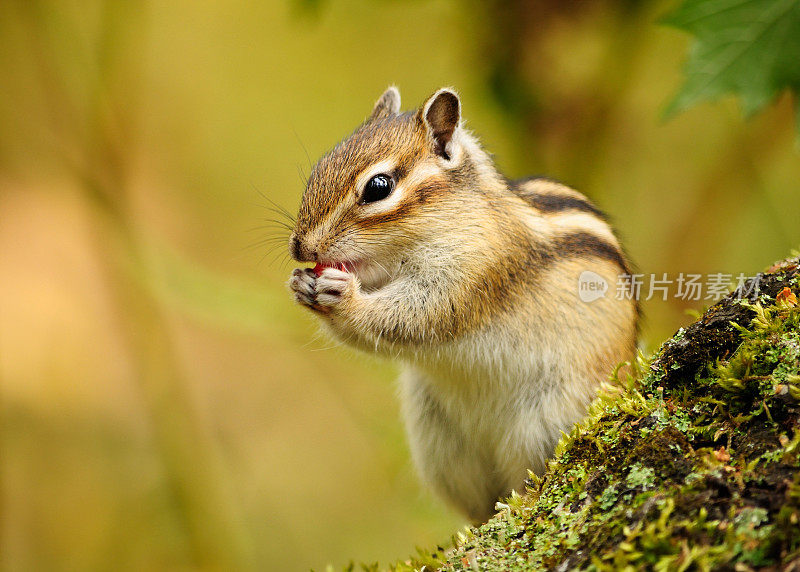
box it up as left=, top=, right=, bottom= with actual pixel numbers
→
left=663, top=0, right=800, bottom=124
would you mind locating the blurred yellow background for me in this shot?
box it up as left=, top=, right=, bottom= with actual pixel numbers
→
left=1, top=1, right=798, bottom=570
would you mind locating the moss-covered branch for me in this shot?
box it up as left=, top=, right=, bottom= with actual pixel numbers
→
left=384, top=256, right=800, bottom=571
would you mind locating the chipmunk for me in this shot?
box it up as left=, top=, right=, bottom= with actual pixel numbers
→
left=287, top=87, right=638, bottom=522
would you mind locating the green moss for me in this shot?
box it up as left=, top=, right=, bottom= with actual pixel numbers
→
left=373, top=258, right=800, bottom=571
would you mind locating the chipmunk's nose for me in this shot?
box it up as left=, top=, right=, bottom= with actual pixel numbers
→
left=289, top=233, right=317, bottom=262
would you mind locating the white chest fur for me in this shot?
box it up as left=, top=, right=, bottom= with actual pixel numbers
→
left=397, top=323, right=594, bottom=522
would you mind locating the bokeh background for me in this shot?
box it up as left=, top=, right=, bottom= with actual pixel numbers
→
left=1, top=1, right=798, bottom=570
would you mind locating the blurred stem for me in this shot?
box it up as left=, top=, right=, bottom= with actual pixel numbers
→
left=19, top=1, right=254, bottom=568
left=90, top=206, right=255, bottom=571
left=567, top=5, right=655, bottom=195
left=470, top=0, right=654, bottom=193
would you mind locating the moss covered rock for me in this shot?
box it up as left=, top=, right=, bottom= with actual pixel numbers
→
left=392, top=257, right=800, bottom=571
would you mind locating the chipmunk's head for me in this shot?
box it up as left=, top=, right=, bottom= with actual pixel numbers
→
left=289, top=86, right=477, bottom=289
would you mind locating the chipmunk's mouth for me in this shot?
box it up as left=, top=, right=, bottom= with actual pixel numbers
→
left=312, top=260, right=360, bottom=276
left=311, top=258, right=397, bottom=292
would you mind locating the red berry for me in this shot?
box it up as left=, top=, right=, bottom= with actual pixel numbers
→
left=312, top=262, right=348, bottom=276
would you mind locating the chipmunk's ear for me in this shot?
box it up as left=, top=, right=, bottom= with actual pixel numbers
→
left=369, top=86, right=401, bottom=121
left=420, top=88, right=461, bottom=160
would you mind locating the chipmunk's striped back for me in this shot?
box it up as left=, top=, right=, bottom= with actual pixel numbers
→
left=512, top=176, right=634, bottom=274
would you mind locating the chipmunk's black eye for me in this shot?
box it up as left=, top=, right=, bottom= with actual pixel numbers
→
left=360, top=174, right=394, bottom=204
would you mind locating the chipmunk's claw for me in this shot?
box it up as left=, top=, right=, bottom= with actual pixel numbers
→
left=289, top=268, right=323, bottom=312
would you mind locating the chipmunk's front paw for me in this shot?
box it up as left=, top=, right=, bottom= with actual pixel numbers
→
left=289, top=268, right=319, bottom=310
left=314, top=268, right=358, bottom=314
left=288, top=267, right=358, bottom=315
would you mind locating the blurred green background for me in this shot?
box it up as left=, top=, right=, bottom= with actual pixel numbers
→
left=1, top=1, right=798, bottom=570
